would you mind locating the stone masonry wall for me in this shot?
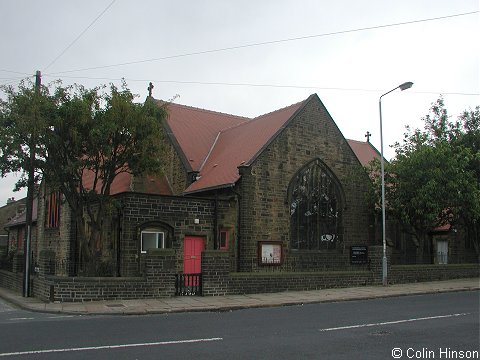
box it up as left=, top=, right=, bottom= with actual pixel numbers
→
left=117, top=193, right=218, bottom=276
left=3, top=247, right=478, bottom=302
left=36, top=182, right=76, bottom=276
left=237, top=96, right=373, bottom=272
left=163, top=136, right=189, bottom=196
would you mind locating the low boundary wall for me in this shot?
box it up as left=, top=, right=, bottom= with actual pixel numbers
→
left=1, top=246, right=478, bottom=302
left=390, top=264, right=480, bottom=284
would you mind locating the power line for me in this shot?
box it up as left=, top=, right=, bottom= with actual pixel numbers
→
left=46, top=10, right=478, bottom=76
left=0, top=69, right=33, bottom=76
left=0, top=76, right=34, bottom=87
left=43, top=0, right=117, bottom=72
left=42, top=74, right=479, bottom=96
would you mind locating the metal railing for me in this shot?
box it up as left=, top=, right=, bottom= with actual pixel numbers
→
left=175, top=273, right=202, bottom=296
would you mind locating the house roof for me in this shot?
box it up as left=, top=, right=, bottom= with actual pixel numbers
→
left=347, top=139, right=381, bottom=166
left=82, top=170, right=172, bottom=196
left=160, top=101, right=250, bottom=172
left=162, top=97, right=308, bottom=194
left=4, top=197, right=38, bottom=228
left=0, top=198, right=27, bottom=233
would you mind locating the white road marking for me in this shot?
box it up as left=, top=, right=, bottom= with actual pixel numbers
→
left=8, top=318, right=34, bottom=321
left=319, top=312, right=470, bottom=332
left=0, top=337, right=223, bottom=357
left=46, top=315, right=75, bottom=319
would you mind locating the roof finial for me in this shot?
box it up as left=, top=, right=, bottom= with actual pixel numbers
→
left=365, top=131, right=371, bottom=142
left=147, top=82, right=154, bottom=97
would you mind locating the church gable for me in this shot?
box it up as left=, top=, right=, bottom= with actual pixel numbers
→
left=236, top=95, right=372, bottom=271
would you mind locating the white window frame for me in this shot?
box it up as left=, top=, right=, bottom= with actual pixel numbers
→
left=141, top=230, right=165, bottom=253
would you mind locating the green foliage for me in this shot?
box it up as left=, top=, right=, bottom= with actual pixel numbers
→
left=1, top=80, right=168, bottom=275
left=0, top=79, right=56, bottom=190
left=388, top=97, right=480, bottom=249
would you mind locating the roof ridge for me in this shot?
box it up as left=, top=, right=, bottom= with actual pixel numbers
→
left=253, top=99, right=307, bottom=120
left=216, top=98, right=308, bottom=136
left=155, top=99, right=251, bottom=121
left=347, top=138, right=368, bottom=144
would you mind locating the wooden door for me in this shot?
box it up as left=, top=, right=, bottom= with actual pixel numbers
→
left=184, top=236, right=205, bottom=274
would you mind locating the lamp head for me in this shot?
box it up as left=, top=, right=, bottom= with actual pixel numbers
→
left=399, top=81, right=413, bottom=91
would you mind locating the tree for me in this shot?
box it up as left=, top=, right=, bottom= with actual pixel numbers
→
left=387, top=97, right=480, bottom=261
left=1, top=81, right=168, bottom=275
left=452, top=106, right=480, bottom=254
left=0, top=79, right=54, bottom=190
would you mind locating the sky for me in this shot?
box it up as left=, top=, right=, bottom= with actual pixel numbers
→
left=0, top=0, right=478, bottom=206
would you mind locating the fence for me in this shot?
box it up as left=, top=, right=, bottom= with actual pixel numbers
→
left=175, top=273, right=202, bottom=296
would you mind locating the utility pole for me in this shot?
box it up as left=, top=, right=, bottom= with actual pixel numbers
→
left=23, top=70, right=41, bottom=297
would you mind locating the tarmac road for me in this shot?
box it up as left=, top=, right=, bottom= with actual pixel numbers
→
left=0, top=290, right=478, bottom=360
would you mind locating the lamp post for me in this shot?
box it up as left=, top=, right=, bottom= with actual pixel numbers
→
left=379, top=81, right=413, bottom=286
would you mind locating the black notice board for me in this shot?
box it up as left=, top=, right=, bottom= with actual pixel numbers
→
left=350, top=246, right=368, bottom=264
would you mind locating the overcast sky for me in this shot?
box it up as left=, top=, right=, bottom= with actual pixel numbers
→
left=0, top=0, right=478, bottom=206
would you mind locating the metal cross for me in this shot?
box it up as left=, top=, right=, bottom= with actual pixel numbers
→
left=365, top=131, right=371, bottom=142
left=147, top=82, right=154, bottom=97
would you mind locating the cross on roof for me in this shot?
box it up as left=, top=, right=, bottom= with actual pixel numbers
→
left=365, top=131, right=371, bottom=142
left=147, top=82, right=154, bottom=97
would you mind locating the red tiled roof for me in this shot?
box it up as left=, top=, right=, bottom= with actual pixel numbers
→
left=82, top=170, right=132, bottom=195
left=78, top=97, right=384, bottom=196
left=164, top=99, right=308, bottom=194
left=82, top=170, right=172, bottom=196
left=162, top=102, right=249, bottom=172
left=347, top=139, right=381, bottom=166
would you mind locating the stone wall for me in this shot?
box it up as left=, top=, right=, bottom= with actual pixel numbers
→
left=117, top=193, right=219, bottom=276
left=31, top=248, right=177, bottom=302
left=390, top=264, right=480, bottom=284
left=1, top=247, right=478, bottom=302
left=162, top=137, right=190, bottom=196
left=202, top=250, right=230, bottom=296
left=0, top=270, right=24, bottom=293
left=36, top=182, right=76, bottom=276
left=237, top=96, right=373, bottom=272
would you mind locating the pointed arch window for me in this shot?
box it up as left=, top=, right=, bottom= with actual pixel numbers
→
left=288, top=159, right=343, bottom=250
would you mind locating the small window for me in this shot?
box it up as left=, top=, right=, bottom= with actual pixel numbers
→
left=17, top=227, right=25, bottom=251
left=219, top=230, right=228, bottom=250
left=46, top=192, right=60, bottom=228
left=141, top=231, right=165, bottom=253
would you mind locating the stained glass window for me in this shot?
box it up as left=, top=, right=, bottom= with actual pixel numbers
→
left=289, top=159, right=343, bottom=250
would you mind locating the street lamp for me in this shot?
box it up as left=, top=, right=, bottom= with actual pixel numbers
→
left=379, top=81, right=413, bottom=286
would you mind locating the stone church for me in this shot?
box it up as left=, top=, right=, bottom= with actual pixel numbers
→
left=34, top=93, right=374, bottom=279
left=3, top=92, right=477, bottom=302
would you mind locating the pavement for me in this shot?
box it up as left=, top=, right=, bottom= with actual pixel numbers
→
left=0, top=278, right=478, bottom=316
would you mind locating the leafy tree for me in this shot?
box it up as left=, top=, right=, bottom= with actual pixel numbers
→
left=0, top=79, right=54, bottom=190
left=451, top=106, right=480, bottom=254
left=387, top=98, right=480, bottom=261
left=1, top=81, right=168, bottom=275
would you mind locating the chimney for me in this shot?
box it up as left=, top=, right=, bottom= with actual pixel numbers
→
left=6, top=197, right=15, bottom=205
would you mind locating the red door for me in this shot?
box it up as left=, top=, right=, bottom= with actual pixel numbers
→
left=184, top=236, right=205, bottom=274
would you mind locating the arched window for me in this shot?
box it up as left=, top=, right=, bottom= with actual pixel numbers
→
left=288, top=159, right=343, bottom=250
